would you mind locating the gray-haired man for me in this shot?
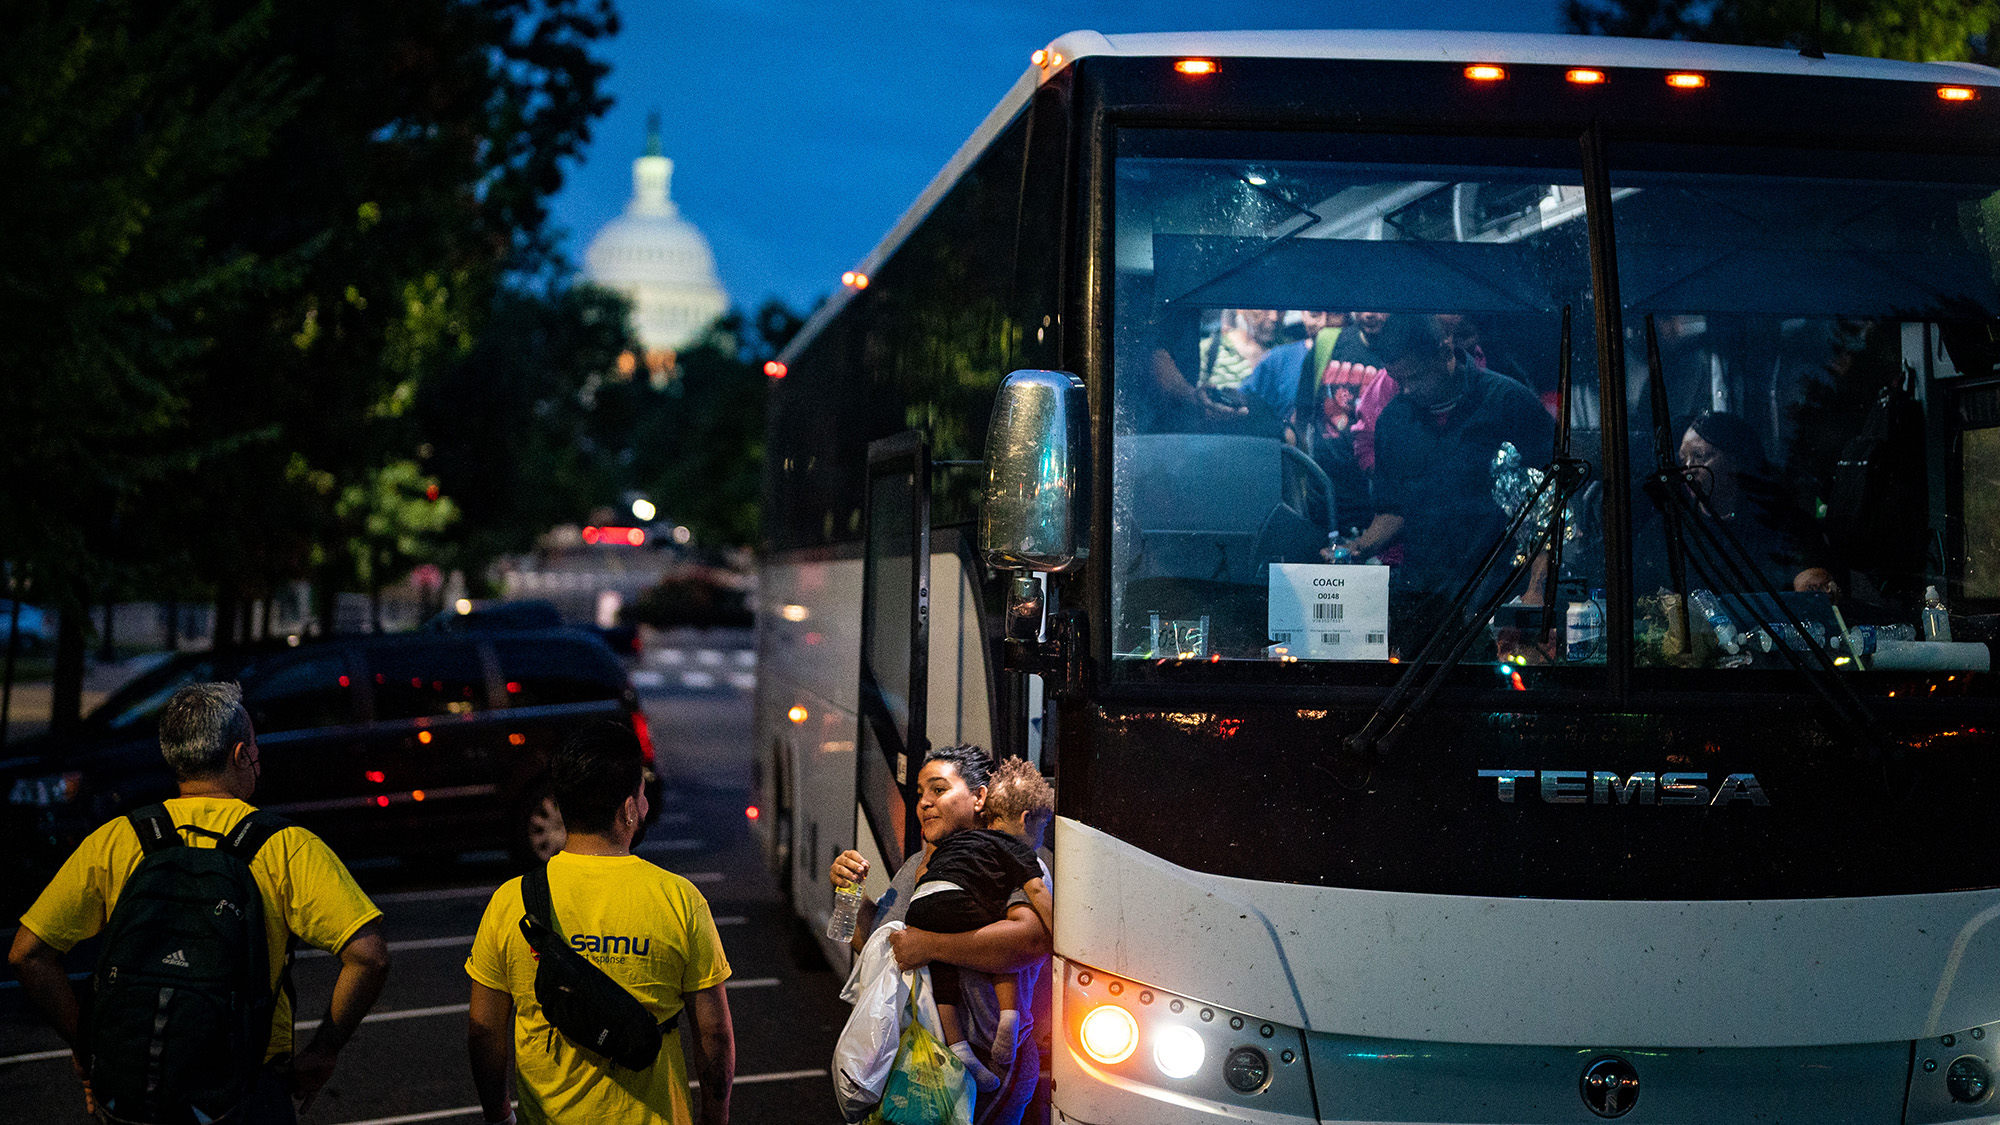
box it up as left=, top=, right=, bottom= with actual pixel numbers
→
left=9, top=682, right=391, bottom=1123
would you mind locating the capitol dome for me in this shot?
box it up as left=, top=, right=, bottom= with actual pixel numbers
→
left=584, top=119, right=729, bottom=375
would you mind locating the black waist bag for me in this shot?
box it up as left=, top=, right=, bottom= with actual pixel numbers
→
left=517, top=861, right=677, bottom=1070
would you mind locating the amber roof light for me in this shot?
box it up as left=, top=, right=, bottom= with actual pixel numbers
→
left=1665, top=72, right=1708, bottom=89
left=1464, top=64, right=1507, bottom=82
left=1175, top=59, right=1217, bottom=76
left=1940, top=86, right=1978, bottom=101
left=1566, top=68, right=1607, bottom=85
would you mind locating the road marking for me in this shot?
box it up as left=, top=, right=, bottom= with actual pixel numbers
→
left=681, top=671, right=718, bottom=689
left=297, top=934, right=474, bottom=960
left=369, top=884, right=503, bottom=905
left=693, top=1066, right=826, bottom=1089
left=328, top=1069, right=826, bottom=1124
left=298, top=1002, right=469, bottom=1030
left=635, top=837, right=706, bottom=853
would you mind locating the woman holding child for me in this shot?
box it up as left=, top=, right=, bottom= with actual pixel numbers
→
left=828, top=744, right=1054, bottom=1125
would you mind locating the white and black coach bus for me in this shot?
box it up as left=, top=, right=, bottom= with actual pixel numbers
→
left=755, top=28, right=2000, bottom=1123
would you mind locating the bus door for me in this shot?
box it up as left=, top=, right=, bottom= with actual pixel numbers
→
left=858, top=431, right=931, bottom=871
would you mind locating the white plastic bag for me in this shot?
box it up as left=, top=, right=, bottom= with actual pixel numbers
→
left=833, top=922, right=911, bottom=1121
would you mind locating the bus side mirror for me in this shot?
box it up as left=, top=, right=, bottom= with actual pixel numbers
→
left=980, top=370, right=1089, bottom=575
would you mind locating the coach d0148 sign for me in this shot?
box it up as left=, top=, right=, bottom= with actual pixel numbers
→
left=1477, top=770, right=1770, bottom=807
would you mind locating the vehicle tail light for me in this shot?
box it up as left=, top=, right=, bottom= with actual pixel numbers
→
left=631, top=709, right=656, bottom=763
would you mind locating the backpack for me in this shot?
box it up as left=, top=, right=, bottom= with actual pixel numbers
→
left=517, top=861, right=677, bottom=1070
left=88, top=805, right=291, bottom=1125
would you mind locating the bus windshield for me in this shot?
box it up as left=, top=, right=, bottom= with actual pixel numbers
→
left=1110, top=128, right=2000, bottom=688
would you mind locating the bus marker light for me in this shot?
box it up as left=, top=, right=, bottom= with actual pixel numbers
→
left=1465, top=64, right=1506, bottom=82
left=789, top=705, right=809, bottom=724
left=1154, top=1024, right=1204, bottom=1078
left=841, top=271, right=870, bottom=289
left=1032, top=49, right=1046, bottom=66
left=1567, top=68, right=1607, bottom=85
left=1080, top=1005, right=1139, bottom=1064
left=1666, top=72, right=1707, bottom=89
left=764, top=360, right=787, bottom=378
left=745, top=805, right=760, bottom=820
left=1940, top=86, right=1977, bottom=101
left=1175, top=59, right=1218, bottom=76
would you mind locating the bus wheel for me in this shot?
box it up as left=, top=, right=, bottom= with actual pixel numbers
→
left=511, top=782, right=567, bottom=865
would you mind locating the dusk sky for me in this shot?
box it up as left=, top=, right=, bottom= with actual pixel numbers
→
left=544, top=2, right=1567, bottom=316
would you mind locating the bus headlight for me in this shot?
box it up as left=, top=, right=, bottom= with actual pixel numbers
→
left=1080, top=1003, right=1139, bottom=1064
left=1153, top=1023, right=1205, bottom=1078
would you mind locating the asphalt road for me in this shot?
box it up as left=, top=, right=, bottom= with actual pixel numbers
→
left=0, top=632, right=855, bottom=1124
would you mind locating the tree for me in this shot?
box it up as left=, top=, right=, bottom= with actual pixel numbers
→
left=0, top=0, right=298, bottom=732
left=1, top=0, right=619, bottom=729
left=1563, top=0, right=2000, bottom=62
left=414, top=281, right=638, bottom=587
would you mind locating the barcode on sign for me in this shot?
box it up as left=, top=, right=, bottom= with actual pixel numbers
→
left=1312, top=603, right=1345, bottom=621
left=1271, top=632, right=1293, bottom=645
left=1365, top=632, right=1386, bottom=644
left=1321, top=633, right=1340, bottom=644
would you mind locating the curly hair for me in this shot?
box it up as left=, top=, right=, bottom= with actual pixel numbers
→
left=981, top=757, right=1055, bottom=838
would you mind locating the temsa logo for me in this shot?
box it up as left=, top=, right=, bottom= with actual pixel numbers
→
left=1477, top=770, right=1769, bottom=807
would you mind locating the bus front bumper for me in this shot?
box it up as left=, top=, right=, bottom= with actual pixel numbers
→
left=1052, top=954, right=2000, bottom=1123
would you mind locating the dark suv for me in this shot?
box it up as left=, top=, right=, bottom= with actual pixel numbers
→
left=2, top=629, right=656, bottom=896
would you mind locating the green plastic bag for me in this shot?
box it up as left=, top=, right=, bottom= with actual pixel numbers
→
left=866, top=972, right=971, bottom=1125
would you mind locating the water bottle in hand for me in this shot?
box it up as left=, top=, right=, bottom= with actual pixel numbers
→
left=826, top=881, right=864, bottom=942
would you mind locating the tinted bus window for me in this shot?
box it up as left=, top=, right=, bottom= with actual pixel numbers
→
left=368, top=642, right=485, bottom=720
left=243, top=653, right=354, bottom=733
left=494, top=638, right=625, bottom=708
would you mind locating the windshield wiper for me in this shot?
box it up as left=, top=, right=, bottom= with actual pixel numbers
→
left=1636, top=314, right=1895, bottom=762
left=1343, top=308, right=1590, bottom=770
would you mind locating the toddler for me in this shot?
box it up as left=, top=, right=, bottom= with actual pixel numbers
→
left=905, top=757, right=1055, bottom=1091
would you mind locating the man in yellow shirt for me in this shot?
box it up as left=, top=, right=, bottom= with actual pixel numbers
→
left=467, top=723, right=735, bottom=1125
left=8, top=682, right=390, bottom=1123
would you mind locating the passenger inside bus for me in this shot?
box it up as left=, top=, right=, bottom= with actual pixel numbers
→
left=1331, top=314, right=1554, bottom=636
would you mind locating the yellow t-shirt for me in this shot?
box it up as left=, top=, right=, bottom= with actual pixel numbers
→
left=18, top=796, right=383, bottom=1059
left=466, top=851, right=731, bottom=1125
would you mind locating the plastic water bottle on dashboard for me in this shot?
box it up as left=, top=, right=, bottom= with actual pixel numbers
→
left=1687, top=589, right=1741, bottom=654
left=1565, top=589, right=1605, bottom=661
left=1924, top=586, right=1953, bottom=642
left=826, top=881, right=863, bottom=943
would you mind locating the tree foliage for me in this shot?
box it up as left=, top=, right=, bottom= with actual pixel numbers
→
left=1563, top=0, right=2000, bottom=62
left=0, top=0, right=618, bottom=729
